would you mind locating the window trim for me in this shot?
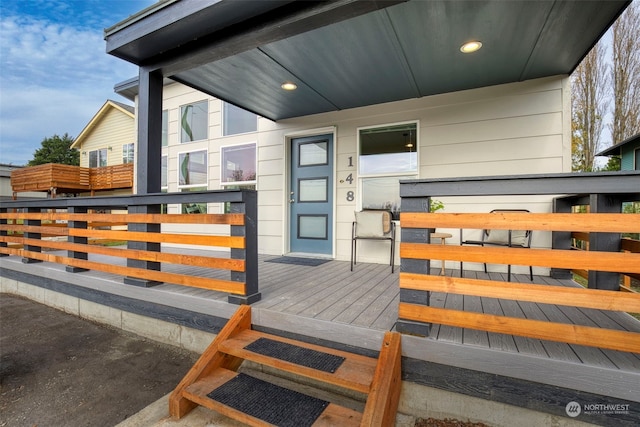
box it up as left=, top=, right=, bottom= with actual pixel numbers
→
left=219, top=142, right=257, bottom=186
left=177, top=149, right=208, bottom=189
left=179, top=100, right=209, bottom=143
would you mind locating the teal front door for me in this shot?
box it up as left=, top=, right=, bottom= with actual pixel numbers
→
left=289, top=134, right=334, bottom=255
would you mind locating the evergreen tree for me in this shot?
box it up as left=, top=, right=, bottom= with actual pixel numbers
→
left=28, top=133, right=79, bottom=166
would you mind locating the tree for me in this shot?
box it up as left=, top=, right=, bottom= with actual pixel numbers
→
left=610, top=1, right=640, bottom=144
left=571, top=43, right=609, bottom=172
left=28, top=133, right=79, bottom=166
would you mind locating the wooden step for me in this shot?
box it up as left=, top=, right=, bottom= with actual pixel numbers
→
left=183, top=367, right=362, bottom=427
left=219, top=329, right=377, bottom=394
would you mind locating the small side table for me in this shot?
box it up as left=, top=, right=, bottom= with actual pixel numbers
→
left=430, top=232, right=453, bottom=275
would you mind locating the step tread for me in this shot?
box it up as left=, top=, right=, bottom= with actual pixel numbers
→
left=184, top=367, right=362, bottom=427
left=219, top=329, right=377, bottom=393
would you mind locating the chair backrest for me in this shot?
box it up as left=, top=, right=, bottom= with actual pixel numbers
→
left=354, top=210, right=392, bottom=238
left=483, top=209, right=531, bottom=247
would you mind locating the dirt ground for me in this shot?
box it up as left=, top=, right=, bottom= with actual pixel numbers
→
left=0, top=294, right=198, bottom=427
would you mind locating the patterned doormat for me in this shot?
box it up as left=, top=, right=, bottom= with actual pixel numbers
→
left=207, top=373, right=328, bottom=427
left=265, top=257, right=331, bottom=266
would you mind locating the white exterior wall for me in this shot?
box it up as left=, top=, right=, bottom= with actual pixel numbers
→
left=152, top=76, right=571, bottom=272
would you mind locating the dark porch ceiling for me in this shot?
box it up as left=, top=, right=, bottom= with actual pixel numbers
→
left=106, top=0, right=630, bottom=121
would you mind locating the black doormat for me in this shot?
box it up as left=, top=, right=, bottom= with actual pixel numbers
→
left=265, top=257, right=330, bottom=267
left=245, top=337, right=345, bottom=373
left=207, top=373, right=328, bottom=427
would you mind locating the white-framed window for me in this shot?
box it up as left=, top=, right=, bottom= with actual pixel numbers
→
left=358, top=122, right=418, bottom=219
left=223, top=102, right=257, bottom=136
left=178, top=150, right=208, bottom=187
left=122, top=143, right=134, bottom=164
left=180, top=100, right=208, bottom=143
left=220, top=143, right=257, bottom=186
left=181, top=187, right=208, bottom=214
left=89, top=148, right=107, bottom=168
left=161, top=155, right=168, bottom=189
left=162, top=109, right=168, bottom=147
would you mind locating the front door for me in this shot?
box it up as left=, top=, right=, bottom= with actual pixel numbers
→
left=289, top=134, right=334, bottom=255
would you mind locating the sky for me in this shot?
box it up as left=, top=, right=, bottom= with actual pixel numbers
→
left=0, top=0, right=156, bottom=165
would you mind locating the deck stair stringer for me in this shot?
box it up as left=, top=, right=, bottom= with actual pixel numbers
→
left=169, top=305, right=402, bottom=426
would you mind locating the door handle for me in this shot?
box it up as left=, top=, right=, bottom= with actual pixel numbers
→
left=289, top=198, right=295, bottom=203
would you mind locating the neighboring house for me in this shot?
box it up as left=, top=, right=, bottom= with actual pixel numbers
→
left=106, top=0, right=628, bottom=271
left=597, top=133, right=640, bottom=171
left=0, top=164, right=46, bottom=200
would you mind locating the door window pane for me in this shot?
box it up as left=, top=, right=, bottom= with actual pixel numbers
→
left=223, top=102, right=257, bottom=136
left=221, top=143, right=257, bottom=184
left=180, top=101, right=208, bottom=143
left=299, top=141, right=328, bottom=166
left=178, top=150, right=207, bottom=186
left=298, top=215, right=327, bottom=239
left=299, top=178, right=327, bottom=202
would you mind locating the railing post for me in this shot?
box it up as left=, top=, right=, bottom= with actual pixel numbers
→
left=124, top=204, right=161, bottom=287
left=551, top=197, right=573, bottom=279
left=22, top=207, right=43, bottom=264
left=588, top=194, right=622, bottom=290
left=396, top=195, right=431, bottom=336
left=66, top=206, right=89, bottom=273
left=227, top=191, right=261, bottom=304
left=0, top=207, right=8, bottom=257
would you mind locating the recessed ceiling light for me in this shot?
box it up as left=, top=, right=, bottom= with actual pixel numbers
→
left=460, top=41, right=482, bottom=53
left=281, top=81, right=297, bottom=91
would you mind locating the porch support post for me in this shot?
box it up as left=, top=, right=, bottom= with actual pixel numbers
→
left=550, top=196, right=573, bottom=279
left=0, top=207, right=8, bottom=257
left=227, top=191, right=261, bottom=304
left=124, top=67, right=163, bottom=287
left=66, top=206, right=89, bottom=273
left=396, top=195, right=431, bottom=336
left=22, top=207, right=42, bottom=264
left=588, top=194, right=622, bottom=290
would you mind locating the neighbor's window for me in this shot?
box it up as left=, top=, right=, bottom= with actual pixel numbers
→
left=178, top=150, right=207, bottom=187
left=223, top=102, right=257, bottom=136
left=359, top=122, right=418, bottom=219
left=162, top=109, right=168, bottom=146
left=221, top=143, right=257, bottom=185
left=180, top=100, right=208, bottom=143
left=122, top=143, right=134, bottom=164
left=89, top=148, right=107, bottom=168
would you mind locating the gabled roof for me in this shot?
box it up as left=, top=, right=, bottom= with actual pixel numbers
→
left=106, top=0, right=630, bottom=121
left=71, top=100, right=135, bottom=149
left=597, top=133, right=640, bottom=156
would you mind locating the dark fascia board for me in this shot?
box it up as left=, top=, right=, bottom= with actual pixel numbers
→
left=114, top=76, right=175, bottom=101
left=399, top=171, right=640, bottom=198
left=596, top=133, right=640, bottom=156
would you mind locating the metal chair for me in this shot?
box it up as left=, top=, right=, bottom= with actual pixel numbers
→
left=351, top=210, right=396, bottom=273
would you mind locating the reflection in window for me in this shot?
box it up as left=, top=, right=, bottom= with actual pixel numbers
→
left=223, top=102, right=257, bottom=136
left=181, top=187, right=208, bottom=214
left=89, top=149, right=107, bottom=168
left=161, top=155, right=168, bottom=189
left=359, top=123, right=418, bottom=219
left=180, top=101, right=208, bottom=143
left=223, top=184, right=256, bottom=213
left=221, top=143, right=256, bottom=185
left=178, top=150, right=207, bottom=186
left=123, top=143, right=134, bottom=164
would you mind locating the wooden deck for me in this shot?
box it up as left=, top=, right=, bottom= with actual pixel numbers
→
left=1, top=249, right=639, bottom=403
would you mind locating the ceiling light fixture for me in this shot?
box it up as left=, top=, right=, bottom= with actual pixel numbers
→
left=281, top=81, right=297, bottom=91
left=460, top=40, right=482, bottom=53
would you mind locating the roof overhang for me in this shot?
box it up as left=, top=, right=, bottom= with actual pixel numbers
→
left=106, top=0, right=630, bottom=121
left=597, top=133, right=640, bottom=156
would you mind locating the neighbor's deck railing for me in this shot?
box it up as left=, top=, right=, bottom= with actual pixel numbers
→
left=0, top=189, right=259, bottom=304
left=397, top=172, right=640, bottom=354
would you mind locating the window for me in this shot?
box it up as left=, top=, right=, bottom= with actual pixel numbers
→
left=221, top=143, right=257, bottom=185
left=161, top=155, right=168, bottom=189
left=89, top=149, right=107, bottom=168
left=181, top=187, right=208, bottom=214
left=223, top=183, right=256, bottom=213
left=162, top=109, right=168, bottom=147
left=223, top=102, right=257, bottom=136
left=635, top=148, right=639, bottom=171
left=180, top=101, right=208, bottom=143
left=359, top=122, right=418, bottom=219
left=178, top=150, right=207, bottom=187
left=123, top=143, right=134, bottom=164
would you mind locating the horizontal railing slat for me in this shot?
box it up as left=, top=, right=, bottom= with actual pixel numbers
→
left=398, top=303, right=640, bottom=354
left=400, top=273, right=640, bottom=313
left=401, top=212, right=639, bottom=233
left=0, top=213, right=245, bottom=226
left=67, top=229, right=245, bottom=248
left=400, top=243, right=640, bottom=274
